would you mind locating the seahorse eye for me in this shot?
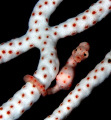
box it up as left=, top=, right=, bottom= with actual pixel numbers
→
left=75, top=49, right=77, bottom=51
left=84, top=53, right=87, bottom=56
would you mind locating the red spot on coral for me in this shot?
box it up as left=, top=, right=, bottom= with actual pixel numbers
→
left=101, top=61, right=104, bottom=63
left=47, top=115, right=51, bottom=118
left=55, top=118, right=58, bottom=120
left=42, top=48, right=44, bottom=51
left=99, top=1, right=102, bottom=3
left=16, top=51, right=20, bottom=55
left=95, top=69, right=98, bottom=72
left=31, top=91, right=34, bottom=94
left=86, top=84, right=90, bottom=87
left=0, top=56, right=2, bottom=59
left=22, top=93, right=25, bottom=97
left=30, top=44, right=34, bottom=47
left=58, top=110, right=61, bottom=113
left=30, top=102, right=33, bottom=106
left=45, top=28, right=48, bottom=31
left=75, top=95, right=79, bottom=98
left=54, top=32, right=57, bottom=35
left=23, top=85, right=26, bottom=88
left=68, top=99, right=71, bottom=102
left=76, top=83, right=79, bottom=86
left=101, top=67, right=105, bottom=71
left=94, top=75, right=97, bottom=79
left=18, top=100, right=21, bottom=104
left=7, top=111, right=11, bottom=115
left=10, top=105, right=14, bottom=108
left=54, top=67, right=56, bottom=70
left=64, top=24, right=67, bottom=27
left=93, top=20, right=97, bottom=24
left=44, top=1, right=48, bottom=4
left=67, top=107, right=70, bottom=110
left=46, top=35, right=49, bottom=38
left=87, top=77, right=90, bottom=80
left=39, top=12, right=42, bottom=15
left=46, top=18, right=48, bottom=22
left=55, top=26, right=58, bottom=28
left=29, top=29, right=32, bottom=32
left=9, top=42, right=13, bottom=46
left=72, top=23, right=76, bottom=27
left=60, top=103, right=63, bottom=106
left=70, top=91, right=72, bottom=94
left=25, top=37, right=29, bottom=40
left=39, top=5, right=42, bottom=8
left=49, top=60, right=52, bottom=63
left=86, top=10, right=89, bottom=12
left=51, top=53, right=54, bottom=56
left=75, top=17, right=79, bottom=21
left=34, top=71, right=37, bottom=74
left=99, top=8, right=103, bottom=11
left=2, top=50, right=6, bottom=54
left=85, top=25, right=89, bottom=29
left=35, top=28, right=39, bottom=32
left=41, top=56, right=44, bottom=60
left=78, top=88, right=81, bottom=91
left=82, top=16, right=87, bottom=19
left=52, top=1, right=56, bottom=4
left=0, top=107, right=3, bottom=110
left=8, top=50, right=13, bottom=54
left=35, top=20, right=38, bottom=23
left=91, top=3, right=94, bottom=6
left=44, top=41, right=47, bottom=44
left=21, top=109, right=24, bottom=113
left=109, top=6, right=111, bottom=10
left=44, top=74, right=47, bottom=78
left=18, top=42, right=22, bottom=45
left=71, top=32, right=76, bottom=35
left=0, top=115, right=3, bottom=118
left=32, top=12, right=35, bottom=16
left=42, top=67, right=45, bottom=70
left=92, top=11, right=96, bottom=14
left=9, top=98, right=12, bottom=101
left=38, top=36, right=41, bottom=39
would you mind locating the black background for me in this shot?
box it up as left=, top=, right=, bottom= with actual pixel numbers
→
left=0, top=0, right=111, bottom=119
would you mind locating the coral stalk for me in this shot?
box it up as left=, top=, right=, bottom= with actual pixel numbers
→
left=0, top=82, right=40, bottom=120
